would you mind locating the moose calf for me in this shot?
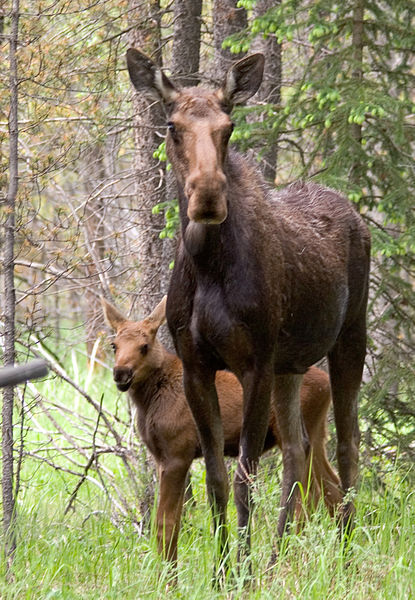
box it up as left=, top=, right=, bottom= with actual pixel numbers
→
left=101, top=296, right=341, bottom=565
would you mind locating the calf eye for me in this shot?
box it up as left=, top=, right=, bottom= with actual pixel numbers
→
left=167, top=121, right=179, bottom=142
left=140, top=344, right=148, bottom=356
left=110, top=342, right=116, bottom=352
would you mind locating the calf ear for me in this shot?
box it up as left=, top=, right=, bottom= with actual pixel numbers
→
left=126, top=48, right=178, bottom=104
left=219, top=53, right=264, bottom=109
left=144, top=295, right=167, bottom=334
left=100, top=297, right=126, bottom=332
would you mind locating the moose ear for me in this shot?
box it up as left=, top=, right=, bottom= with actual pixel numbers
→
left=143, top=295, right=167, bottom=334
left=100, top=296, right=126, bottom=332
left=126, top=48, right=178, bottom=104
left=220, top=53, right=265, bottom=109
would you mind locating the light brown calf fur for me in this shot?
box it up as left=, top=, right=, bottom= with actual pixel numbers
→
left=101, top=296, right=341, bottom=564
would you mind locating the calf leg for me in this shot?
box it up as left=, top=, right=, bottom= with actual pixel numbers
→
left=234, top=365, right=274, bottom=564
left=272, top=373, right=308, bottom=537
left=157, top=459, right=190, bottom=564
left=308, top=421, right=342, bottom=515
left=328, top=318, right=366, bottom=532
left=182, top=365, right=230, bottom=575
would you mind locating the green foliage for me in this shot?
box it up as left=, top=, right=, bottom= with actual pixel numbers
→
left=152, top=140, right=179, bottom=247
left=225, top=0, right=415, bottom=463
left=153, top=140, right=169, bottom=165
left=152, top=199, right=180, bottom=242
left=230, top=0, right=415, bottom=257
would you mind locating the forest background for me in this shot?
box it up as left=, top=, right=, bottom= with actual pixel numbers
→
left=1, top=0, right=414, bottom=597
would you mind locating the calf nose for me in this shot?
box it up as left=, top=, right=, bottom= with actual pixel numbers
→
left=113, top=366, right=133, bottom=391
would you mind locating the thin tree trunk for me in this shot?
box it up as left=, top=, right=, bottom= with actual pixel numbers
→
left=2, top=0, right=19, bottom=566
left=82, top=144, right=109, bottom=359
left=350, top=0, right=364, bottom=180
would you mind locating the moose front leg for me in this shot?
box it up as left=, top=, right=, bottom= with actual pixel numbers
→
left=234, top=364, right=274, bottom=568
left=182, top=364, right=230, bottom=579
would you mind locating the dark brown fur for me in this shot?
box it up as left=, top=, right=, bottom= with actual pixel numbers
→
left=101, top=296, right=341, bottom=565
left=126, top=49, right=371, bottom=571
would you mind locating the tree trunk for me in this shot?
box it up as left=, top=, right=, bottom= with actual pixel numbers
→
left=252, top=0, right=282, bottom=183
left=212, top=0, right=247, bottom=81
left=128, top=0, right=165, bottom=318
left=171, top=0, right=202, bottom=87
left=82, top=143, right=110, bottom=359
left=127, top=0, right=166, bottom=527
left=2, top=0, right=19, bottom=566
left=158, top=0, right=203, bottom=350
left=350, top=0, right=364, bottom=180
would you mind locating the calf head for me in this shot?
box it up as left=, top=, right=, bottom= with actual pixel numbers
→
left=101, top=296, right=167, bottom=392
left=126, top=48, right=264, bottom=225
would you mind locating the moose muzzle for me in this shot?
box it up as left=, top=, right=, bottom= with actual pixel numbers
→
left=185, top=170, right=227, bottom=225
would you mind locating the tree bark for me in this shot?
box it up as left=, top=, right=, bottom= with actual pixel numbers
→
left=82, top=143, right=110, bottom=359
left=127, top=0, right=167, bottom=527
left=128, top=0, right=165, bottom=318
left=252, top=0, right=282, bottom=183
left=171, top=0, right=202, bottom=87
left=212, top=0, right=247, bottom=82
left=158, top=0, right=203, bottom=350
left=2, top=0, right=19, bottom=565
left=350, top=0, right=364, bottom=181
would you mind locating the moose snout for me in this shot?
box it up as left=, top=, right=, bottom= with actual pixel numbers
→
left=113, top=366, right=133, bottom=392
left=185, top=171, right=227, bottom=224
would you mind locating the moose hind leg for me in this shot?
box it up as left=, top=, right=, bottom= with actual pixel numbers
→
left=273, top=373, right=308, bottom=538
left=328, top=319, right=366, bottom=532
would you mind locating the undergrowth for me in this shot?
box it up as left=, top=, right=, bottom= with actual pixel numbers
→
left=1, top=460, right=414, bottom=599
left=1, top=359, right=414, bottom=599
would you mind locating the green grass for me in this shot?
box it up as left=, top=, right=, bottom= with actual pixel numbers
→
left=2, top=461, right=414, bottom=598
left=1, top=358, right=414, bottom=598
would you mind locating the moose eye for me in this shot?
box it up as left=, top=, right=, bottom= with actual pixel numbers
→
left=140, top=344, right=148, bottom=356
left=110, top=342, right=116, bottom=353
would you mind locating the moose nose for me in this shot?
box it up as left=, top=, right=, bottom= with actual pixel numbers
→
left=185, top=171, right=227, bottom=224
left=113, top=366, right=133, bottom=392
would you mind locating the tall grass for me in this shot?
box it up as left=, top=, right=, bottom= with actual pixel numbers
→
left=1, top=358, right=414, bottom=599
left=1, top=461, right=414, bottom=599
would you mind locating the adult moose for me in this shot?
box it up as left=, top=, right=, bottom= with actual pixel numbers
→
left=126, top=48, right=370, bottom=573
